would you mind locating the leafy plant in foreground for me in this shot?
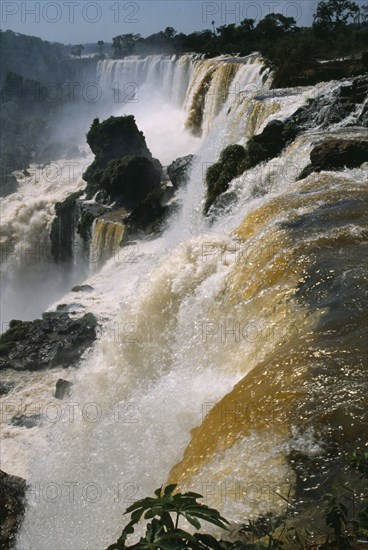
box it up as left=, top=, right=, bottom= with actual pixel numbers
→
left=106, top=484, right=248, bottom=549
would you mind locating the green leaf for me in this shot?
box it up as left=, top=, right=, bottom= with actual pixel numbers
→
left=164, top=484, right=178, bottom=495
left=183, top=513, right=201, bottom=530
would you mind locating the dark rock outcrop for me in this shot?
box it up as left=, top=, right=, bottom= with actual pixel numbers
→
left=71, top=285, right=94, bottom=293
left=0, top=382, right=15, bottom=396
left=0, top=313, right=98, bottom=371
left=83, top=116, right=162, bottom=205
left=291, top=74, right=368, bottom=130
left=86, top=115, right=152, bottom=163
left=0, top=470, right=26, bottom=549
left=55, top=378, right=73, bottom=399
left=74, top=114, right=171, bottom=245
left=125, top=184, right=175, bottom=234
left=50, top=190, right=83, bottom=263
left=97, top=156, right=161, bottom=205
left=310, top=139, right=368, bottom=170
left=299, top=139, right=368, bottom=179
left=167, top=155, right=195, bottom=188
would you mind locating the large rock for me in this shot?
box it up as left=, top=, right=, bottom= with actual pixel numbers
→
left=50, top=190, right=83, bottom=263
left=125, top=183, right=175, bottom=234
left=83, top=116, right=162, bottom=205
left=167, top=155, right=195, bottom=188
left=0, top=470, right=26, bottom=549
left=98, top=156, right=162, bottom=206
left=86, top=116, right=152, bottom=162
left=300, top=139, right=368, bottom=178
left=291, top=74, right=368, bottom=130
left=311, top=139, right=368, bottom=170
left=0, top=313, right=98, bottom=371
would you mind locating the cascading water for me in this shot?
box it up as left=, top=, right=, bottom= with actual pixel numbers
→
left=2, top=53, right=365, bottom=549
left=89, top=218, right=125, bottom=271
left=0, top=160, right=91, bottom=322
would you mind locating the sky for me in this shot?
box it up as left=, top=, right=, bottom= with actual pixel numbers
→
left=1, top=0, right=366, bottom=44
left=0, top=0, right=326, bottom=43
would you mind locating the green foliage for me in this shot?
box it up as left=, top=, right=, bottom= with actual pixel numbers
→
left=323, top=488, right=348, bottom=543
left=204, top=119, right=298, bottom=213
left=106, top=484, right=239, bottom=549
left=349, top=451, right=368, bottom=536
left=112, top=34, right=142, bottom=57
left=349, top=451, right=368, bottom=478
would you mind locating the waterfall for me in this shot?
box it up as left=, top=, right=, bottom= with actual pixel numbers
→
left=97, top=54, right=197, bottom=108
left=90, top=218, right=125, bottom=270
left=2, top=54, right=365, bottom=549
left=0, top=160, right=90, bottom=322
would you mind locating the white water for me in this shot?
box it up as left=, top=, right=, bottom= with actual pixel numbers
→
left=0, top=54, right=364, bottom=548
left=0, top=160, right=92, bottom=322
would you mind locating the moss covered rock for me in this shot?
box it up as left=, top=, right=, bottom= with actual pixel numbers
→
left=204, top=121, right=298, bottom=213
left=204, top=144, right=248, bottom=213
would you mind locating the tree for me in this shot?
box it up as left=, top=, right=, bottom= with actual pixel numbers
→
left=239, top=18, right=255, bottom=33
left=164, top=27, right=176, bottom=40
left=313, top=0, right=360, bottom=29
left=71, top=44, right=84, bottom=58
left=97, top=40, right=104, bottom=54
left=111, top=34, right=141, bottom=58
left=256, top=13, right=297, bottom=39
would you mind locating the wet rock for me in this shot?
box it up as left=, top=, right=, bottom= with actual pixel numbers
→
left=299, top=139, right=368, bottom=178
left=0, top=314, right=98, bottom=371
left=0, top=382, right=15, bottom=396
left=291, top=74, right=368, bottom=130
left=167, top=155, right=195, bottom=188
left=125, top=183, right=175, bottom=234
left=50, top=190, right=84, bottom=263
left=11, top=414, right=42, bottom=428
left=71, top=285, right=94, bottom=292
left=55, top=378, right=73, bottom=399
left=0, top=470, right=26, bottom=549
left=310, top=139, right=368, bottom=170
left=204, top=121, right=297, bottom=213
